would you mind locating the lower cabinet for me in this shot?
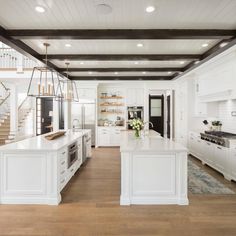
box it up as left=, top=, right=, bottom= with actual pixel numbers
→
left=58, top=137, right=83, bottom=192
left=97, top=127, right=123, bottom=146
left=214, top=145, right=228, bottom=174
left=230, top=149, right=236, bottom=180
left=188, top=132, right=232, bottom=180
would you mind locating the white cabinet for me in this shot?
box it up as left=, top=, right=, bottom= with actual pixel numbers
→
left=110, top=128, right=121, bottom=146
left=194, top=79, right=207, bottom=117
left=97, top=127, right=122, bottom=146
left=98, top=127, right=110, bottom=146
left=203, top=141, right=214, bottom=166
left=214, top=145, right=228, bottom=174
left=230, top=149, right=236, bottom=180
left=126, top=88, right=144, bottom=106
left=188, top=132, right=203, bottom=159
left=188, top=132, right=231, bottom=179
left=78, top=88, right=96, bottom=100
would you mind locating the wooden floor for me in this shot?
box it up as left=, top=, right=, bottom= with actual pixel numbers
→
left=1, top=148, right=236, bottom=236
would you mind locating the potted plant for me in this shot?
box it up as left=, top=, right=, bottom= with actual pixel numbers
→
left=211, top=120, right=222, bottom=131
left=129, top=118, right=144, bottom=138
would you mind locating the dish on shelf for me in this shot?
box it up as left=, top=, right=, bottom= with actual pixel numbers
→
left=100, top=96, right=123, bottom=99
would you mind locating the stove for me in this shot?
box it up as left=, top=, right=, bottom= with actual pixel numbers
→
left=200, top=131, right=236, bottom=147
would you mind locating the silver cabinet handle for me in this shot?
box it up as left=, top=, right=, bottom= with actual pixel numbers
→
left=217, top=146, right=222, bottom=150
left=61, top=151, right=66, bottom=155
left=71, top=168, right=74, bottom=173
left=60, top=179, right=65, bottom=184
left=207, top=143, right=211, bottom=146
left=60, top=170, right=65, bottom=175
left=61, top=161, right=65, bottom=165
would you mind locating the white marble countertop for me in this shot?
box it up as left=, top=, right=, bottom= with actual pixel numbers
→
left=0, top=129, right=90, bottom=152
left=120, top=130, right=187, bottom=153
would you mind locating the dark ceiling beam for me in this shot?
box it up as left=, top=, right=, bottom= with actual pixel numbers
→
left=70, top=76, right=173, bottom=81
left=174, top=37, right=236, bottom=80
left=0, top=25, right=59, bottom=71
left=46, top=54, right=200, bottom=61
left=8, top=29, right=236, bottom=40
left=58, top=67, right=184, bottom=72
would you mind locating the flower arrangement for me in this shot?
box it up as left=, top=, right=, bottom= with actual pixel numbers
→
left=129, top=118, right=144, bottom=138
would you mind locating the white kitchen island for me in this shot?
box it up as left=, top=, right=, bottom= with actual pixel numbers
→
left=0, top=129, right=91, bottom=205
left=120, top=130, right=188, bottom=206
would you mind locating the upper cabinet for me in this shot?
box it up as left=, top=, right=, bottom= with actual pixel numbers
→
left=195, top=51, right=236, bottom=102
left=78, top=88, right=97, bottom=100
left=126, top=88, right=144, bottom=106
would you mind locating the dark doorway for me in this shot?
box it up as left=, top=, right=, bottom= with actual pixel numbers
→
left=167, top=95, right=171, bottom=139
left=36, top=97, right=53, bottom=135
left=59, top=100, right=64, bottom=130
left=149, top=95, right=164, bottom=136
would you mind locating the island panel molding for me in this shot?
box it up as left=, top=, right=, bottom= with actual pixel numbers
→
left=120, top=130, right=188, bottom=206
left=0, top=130, right=91, bottom=205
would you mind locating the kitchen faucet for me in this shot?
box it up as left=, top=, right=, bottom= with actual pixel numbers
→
left=143, top=121, right=154, bottom=136
left=144, top=121, right=154, bottom=130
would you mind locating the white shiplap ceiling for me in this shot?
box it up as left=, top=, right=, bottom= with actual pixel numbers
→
left=51, top=60, right=190, bottom=68
left=0, top=0, right=236, bottom=80
left=22, top=39, right=220, bottom=55
left=0, top=0, right=236, bottom=29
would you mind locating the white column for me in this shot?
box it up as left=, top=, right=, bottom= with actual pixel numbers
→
left=9, top=85, right=18, bottom=135
left=64, top=101, right=71, bottom=130
left=53, top=100, right=59, bottom=131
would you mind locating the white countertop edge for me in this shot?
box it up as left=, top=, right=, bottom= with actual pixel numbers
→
left=0, top=129, right=91, bottom=152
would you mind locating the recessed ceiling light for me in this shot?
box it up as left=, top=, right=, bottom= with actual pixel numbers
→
left=88, top=71, right=93, bottom=75
left=65, top=43, right=71, bottom=48
left=134, top=62, right=139, bottom=65
left=80, top=62, right=84, bottom=65
left=146, top=6, right=155, bottom=13
left=202, top=43, right=209, bottom=48
left=167, top=71, right=172, bottom=74
left=114, top=72, right=118, bottom=75
left=220, top=42, right=229, bottom=48
left=35, top=6, right=45, bottom=13
left=142, top=71, right=146, bottom=74
left=137, top=43, right=144, bottom=47
left=180, top=61, right=185, bottom=65
left=194, top=60, right=200, bottom=64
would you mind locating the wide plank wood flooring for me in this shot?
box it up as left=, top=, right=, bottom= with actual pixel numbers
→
left=1, top=148, right=236, bottom=236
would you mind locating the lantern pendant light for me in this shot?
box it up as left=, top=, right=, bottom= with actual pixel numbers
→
left=60, top=62, right=79, bottom=102
left=27, top=43, right=63, bottom=98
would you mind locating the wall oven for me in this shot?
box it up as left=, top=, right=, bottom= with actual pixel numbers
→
left=127, top=106, right=144, bottom=129
left=68, top=142, right=78, bottom=168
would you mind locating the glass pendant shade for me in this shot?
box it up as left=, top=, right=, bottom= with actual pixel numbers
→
left=27, top=67, right=63, bottom=98
left=27, top=43, right=63, bottom=98
left=59, top=78, right=79, bottom=102
left=57, top=62, right=79, bottom=102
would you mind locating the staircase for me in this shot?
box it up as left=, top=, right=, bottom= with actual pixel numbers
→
left=0, top=83, right=33, bottom=145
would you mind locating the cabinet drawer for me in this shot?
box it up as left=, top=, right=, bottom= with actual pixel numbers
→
left=59, top=148, right=67, bottom=159
left=59, top=168, right=66, bottom=177
left=59, top=177, right=67, bottom=191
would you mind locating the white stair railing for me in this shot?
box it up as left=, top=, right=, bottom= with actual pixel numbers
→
left=0, top=82, right=10, bottom=120
left=17, top=96, right=34, bottom=138
left=0, top=43, right=37, bottom=69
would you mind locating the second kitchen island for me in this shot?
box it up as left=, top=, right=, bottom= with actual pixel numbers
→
left=0, top=130, right=91, bottom=205
left=120, top=130, right=188, bottom=206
